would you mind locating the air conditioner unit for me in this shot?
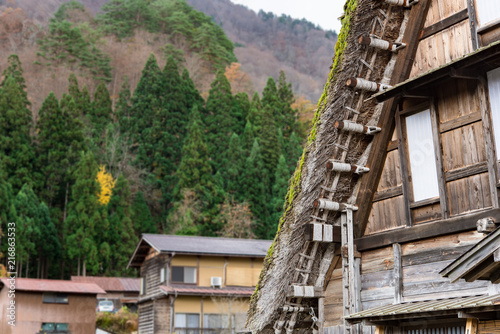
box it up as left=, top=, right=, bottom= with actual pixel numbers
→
left=211, top=276, right=222, bottom=288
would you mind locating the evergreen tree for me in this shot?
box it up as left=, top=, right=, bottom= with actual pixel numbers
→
left=115, top=76, right=132, bottom=133
left=270, top=154, right=289, bottom=230
left=258, top=104, right=279, bottom=177
left=65, top=151, right=103, bottom=276
left=285, top=132, right=303, bottom=174
left=1, top=54, right=29, bottom=105
left=181, top=68, right=204, bottom=111
left=0, top=75, right=34, bottom=191
left=36, top=93, right=85, bottom=207
left=241, top=120, right=256, bottom=153
left=261, top=77, right=279, bottom=110
left=277, top=71, right=297, bottom=136
left=222, top=133, right=244, bottom=198
left=204, top=71, right=234, bottom=169
left=12, top=184, right=42, bottom=277
left=91, top=82, right=113, bottom=140
left=131, top=191, right=157, bottom=235
left=232, top=92, right=250, bottom=134
left=177, top=106, right=212, bottom=193
left=37, top=202, right=60, bottom=278
left=241, top=139, right=270, bottom=239
left=105, top=174, right=137, bottom=275
left=67, top=73, right=80, bottom=102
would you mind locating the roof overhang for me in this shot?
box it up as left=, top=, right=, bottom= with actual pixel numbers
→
left=160, top=285, right=254, bottom=298
left=441, top=227, right=500, bottom=283
left=373, top=40, right=500, bottom=103
left=346, top=294, right=500, bottom=325
left=127, top=236, right=160, bottom=268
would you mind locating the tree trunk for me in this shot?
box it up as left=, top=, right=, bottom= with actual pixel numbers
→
left=83, top=259, right=86, bottom=277
left=77, top=256, right=81, bottom=277
left=37, top=256, right=41, bottom=279
left=26, top=254, right=29, bottom=278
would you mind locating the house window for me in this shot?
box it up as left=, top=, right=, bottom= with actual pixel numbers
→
left=140, top=276, right=146, bottom=295
left=175, top=313, right=200, bottom=334
left=42, top=293, right=68, bottom=304
left=172, top=266, right=197, bottom=284
left=487, top=67, right=500, bottom=153
left=405, top=109, right=440, bottom=202
left=475, top=0, right=500, bottom=27
left=203, top=313, right=230, bottom=332
left=40, top=323, right=69, bottom=333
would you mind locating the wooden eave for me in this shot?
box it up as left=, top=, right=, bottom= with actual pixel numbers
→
left=440, top=226, right=500, bottom=283
left=346, top=294, right=500, bottom=325
left=127, top=237, right=160, bottom=268
left=373, top=40, right=500, bottom=103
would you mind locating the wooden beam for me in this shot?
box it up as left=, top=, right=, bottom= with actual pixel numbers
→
left=445, top=161, right=488, bottom=182
left=420, top=9, right=468, bottom=40
left=396, top=110, right=413, bottom=226
left=354, top=0, right=432, bottom=238
left=373, top=185, right=403, bottom=202
left=463, top=257, right=498, bottom=282
left=387, top=140, right=398, bottom=152
left=393, top=243, right=402, bottom=304
left=478, top=77, right=500, bottom=208
left=467, top=0, right=480, bottom=50
left=355, top=208, right=500, bottom=251
left=440, top=111, right=482, bottom=133
left=430, top=100, right=449, bottom=219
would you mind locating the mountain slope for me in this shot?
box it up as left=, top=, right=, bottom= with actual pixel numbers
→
left=186, top=0, right=337, bottom=101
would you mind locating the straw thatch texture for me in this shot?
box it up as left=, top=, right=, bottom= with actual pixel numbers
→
left=246, top=0, right=409, bottom=332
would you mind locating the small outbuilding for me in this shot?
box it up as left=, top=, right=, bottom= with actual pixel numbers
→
left=0, top=277, right=105, bottom=334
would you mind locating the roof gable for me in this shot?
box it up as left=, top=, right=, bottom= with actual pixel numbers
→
left=0, top=278, right=105, bottom=295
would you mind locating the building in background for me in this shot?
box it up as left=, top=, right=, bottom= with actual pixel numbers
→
left=128, top=234, right=272, bottom=334
left=0, top=277, right=104, bottom=334
left=71, top=275, right=140, bottom=312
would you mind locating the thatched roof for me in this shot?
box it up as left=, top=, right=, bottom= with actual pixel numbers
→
left=246, top=0, right=409, bottom=332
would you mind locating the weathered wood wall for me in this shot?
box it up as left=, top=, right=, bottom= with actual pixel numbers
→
left=364, top=77, right=493, bottom=235
left=410, top=0, right=472, bottom=79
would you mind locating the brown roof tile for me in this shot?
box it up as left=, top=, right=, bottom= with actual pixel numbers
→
left=1, top=278, right=105, bottom=294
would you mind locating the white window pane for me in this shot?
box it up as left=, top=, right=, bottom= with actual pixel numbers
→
left=406, top=110, right=440, bottom=202
left=176, top=314, right=187, bottom=328
left=160, top=268, right=165, bottom=283
left=187, top=314, right=199, bottom=328
left=488, top=68, right=500, bottom=153
left=476, top=0, right=500, bottom=26
left=185, top=267, right=197, bottom=284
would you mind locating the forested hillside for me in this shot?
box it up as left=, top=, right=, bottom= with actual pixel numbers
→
left=187, top=0, right=337, bottom=102
left=0, top=0, right=308, bottom=279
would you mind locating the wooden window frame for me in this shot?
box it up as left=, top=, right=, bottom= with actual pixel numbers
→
left=42, top=293, right=69, bottom=304
left=171, top=266, right=197, bottom=285
left=468, top=0, right=500, bottom=49
left=396, top=100, right=449, bottom=227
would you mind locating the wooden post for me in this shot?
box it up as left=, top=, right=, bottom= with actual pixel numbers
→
left=466, top=318, right=478, bottom=334
left=375, top=326, right=386, bottom=334
left=318, top=298, right=325, bottom=334
left=393, top=243, right=403, bottom=304
left=467, top=0, right=480, bottom=50
left=430, top=100, right=450, bottom=219
left=395, top=108, right=413, bottom=227
left=478, top=77, right=500, bottom=208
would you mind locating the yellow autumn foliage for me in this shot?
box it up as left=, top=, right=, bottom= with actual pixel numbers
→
left=96, top=165, right=115, bottom=205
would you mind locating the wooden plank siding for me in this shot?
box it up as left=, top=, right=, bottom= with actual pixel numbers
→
left=410, top=20, right=474, bottom=79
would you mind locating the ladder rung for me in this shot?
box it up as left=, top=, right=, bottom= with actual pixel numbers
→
left=299, top=253, right=315, bottom=260
left=311, top=215, right=327, bottom=222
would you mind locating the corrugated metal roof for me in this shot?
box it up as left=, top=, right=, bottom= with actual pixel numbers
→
left=142, top=234, right=272, bottom=257
left=347, top=294, right=500, bottom=321
left=160, top=284, right=254, bottom=297
left=1, top=278, right=105, bottom=294
left=71, top=276, right=140, bottom=292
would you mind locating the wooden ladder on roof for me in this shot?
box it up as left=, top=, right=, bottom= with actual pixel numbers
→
left=272, top=1, right=412, bottom=333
